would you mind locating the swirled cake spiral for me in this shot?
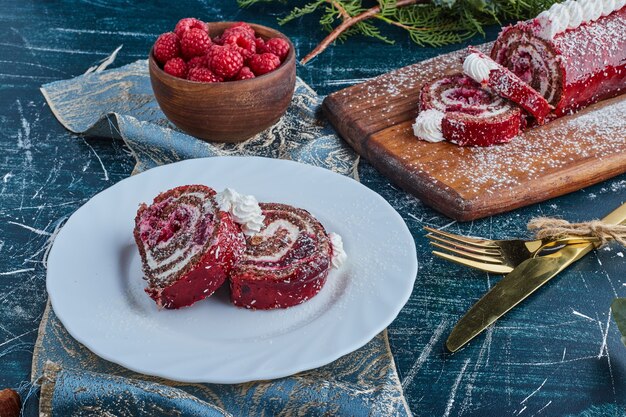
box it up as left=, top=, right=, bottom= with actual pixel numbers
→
left=134, top=185, right=245, bottom=309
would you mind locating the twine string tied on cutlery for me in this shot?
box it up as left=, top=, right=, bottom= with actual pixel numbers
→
left=528, top=217, right=626, bottom=247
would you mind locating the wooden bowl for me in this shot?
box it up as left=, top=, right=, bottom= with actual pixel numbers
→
left=149, top=22, right=296, bottom=143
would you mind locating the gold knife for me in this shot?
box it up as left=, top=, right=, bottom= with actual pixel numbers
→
left=446, top=201, right=626, bottom=352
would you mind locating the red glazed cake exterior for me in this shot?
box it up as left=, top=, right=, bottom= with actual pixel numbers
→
left=419, top=73, right=523, bottom=146
left=491, top=6, right=626, bottom=117
left=465, top=47, right=553, bottom=124
left=134, top=185, right=245, bottom=309
left=229, top=203, right=333, bottom=310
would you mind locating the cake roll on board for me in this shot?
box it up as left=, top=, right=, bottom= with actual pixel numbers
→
left=322, top=43, right=626, bottom=221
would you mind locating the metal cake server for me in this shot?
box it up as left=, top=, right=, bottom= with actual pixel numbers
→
left=446, top=201, right=626, bottom=352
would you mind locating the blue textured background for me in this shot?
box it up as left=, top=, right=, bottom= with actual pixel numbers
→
left=0, top=1, right=625, bottom=415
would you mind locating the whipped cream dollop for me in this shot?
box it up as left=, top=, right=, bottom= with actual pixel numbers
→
left=536, top=0, right=624, bottom=39
left=463, top=52, right=499, bottom=84
left=216, top=188, right=265, bottom=236
left=412, top=109, right=445, bottom=143
left=328, top=232, right=347, bottom=269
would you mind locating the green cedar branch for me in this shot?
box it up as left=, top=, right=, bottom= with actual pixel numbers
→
left=238, top=0, right=561, bottom=63
left=301, top=0, right=422, bottom=64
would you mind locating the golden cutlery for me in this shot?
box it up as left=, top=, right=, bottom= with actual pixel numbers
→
left=446, top=201, right=626, bottom=352
left=425, top=226, right=601, bottom=274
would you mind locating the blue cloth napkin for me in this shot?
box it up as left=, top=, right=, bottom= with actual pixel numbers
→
left=37, top=60, right=411, bottom=416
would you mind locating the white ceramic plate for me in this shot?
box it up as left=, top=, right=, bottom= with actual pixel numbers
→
left=47, top=157, right=418, bottom=383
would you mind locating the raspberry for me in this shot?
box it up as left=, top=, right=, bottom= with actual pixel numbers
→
left=265, top=38, right=290, bottom=62
left=174, top=18, right=209, bottom=39
left=187, top=67, right=222, bottom=83
left=209, top=46, right=244, bottom=79
left=254, top=37, right=266, bottom=54
left=215, top=23, right=255, bottom=46
left=224, top=22, right=255, bottom=38
left=205, top=44, right=222, bottom=69
left=181, top=28, right=212, bottom=59
left=222, top=31, right=256, bottom=60
left=187, top=55, right=207, bottom=69
left=248, top=53, right=281, bottom=76
left=235, top=66, right=255, bottom=81
left=153, top=32, right=180, bottom=65
left=164, top=57, right=188, bottom=78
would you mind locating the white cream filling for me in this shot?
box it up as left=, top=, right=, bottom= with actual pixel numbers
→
left=565, top=0, right=584, bottom=27
left=329, top=232, right=347, bottom=269
left=536, top=0, right=624, bottom=39
left=412, top=109, right=445, bottom=143
left=520, top=45, right=556, bottom=103
left=463, top=52, right=499, bottom=84
left=440, top=89, right=509, bottom=116
left=216, top=188, right=265, bottom=236
left=602, top=0, right=618, bottom=15
left=150, top=245, right=203, bottom=282
left=246, top=219, right=302, bottom=263
left=142, top=192, right=215, bottom=283
left=582, top=0, right=605, bottom=21
left=499, top=38, right=559, bottom=104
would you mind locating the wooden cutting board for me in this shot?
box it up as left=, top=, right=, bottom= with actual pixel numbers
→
left=322, top=43, right=626, bottom=221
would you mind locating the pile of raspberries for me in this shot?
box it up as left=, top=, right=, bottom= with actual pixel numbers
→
left=152, top=18, right=290, bottom=83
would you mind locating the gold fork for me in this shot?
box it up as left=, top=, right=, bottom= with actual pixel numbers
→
left=424, top=226, right=599, bottom=274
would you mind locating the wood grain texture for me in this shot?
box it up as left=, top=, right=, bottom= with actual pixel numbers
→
left=2, top=1, right=626, bottom=415
left=323, top=43, right=626, bottom=221
left=150, top=22, right=296, bottom=143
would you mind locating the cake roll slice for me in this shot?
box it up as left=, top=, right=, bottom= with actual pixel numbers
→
left=413, top=73, right=523, bottom=146
left=463, top=47, right=553, bottom=124
left=491, top=1, right=626, bottom=117
left=229, top=203, right=335, bottom=310
left=134, top=185, right=245, bottom=309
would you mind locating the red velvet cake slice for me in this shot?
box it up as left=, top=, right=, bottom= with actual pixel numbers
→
left=491, top=2, right=626, bottom=116
left=229, top=203, right=334, bottom=310
left=414, top=73, right=523, bottom=146
left=463, top=47, right=553, bottom=124
left=134, top=185, right=245, bottom=309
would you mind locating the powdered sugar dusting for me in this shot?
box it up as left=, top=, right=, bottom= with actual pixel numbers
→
left=333, top=48, right=471, bottom=128
left=326, top=39, right=624, bottom=216
left=494, top=7, right=626, bottom=114
left=555, top=7, right=626, bottom=84
left=398, top=97, right=626, bottom=197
